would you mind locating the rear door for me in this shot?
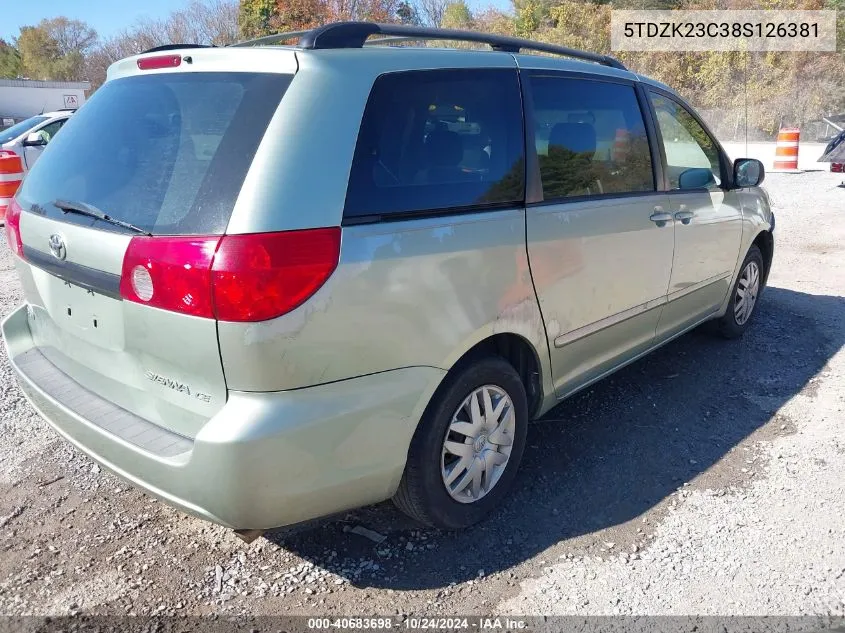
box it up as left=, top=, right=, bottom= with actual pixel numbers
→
left=522, top=71, right=674, bottom=398
left=14, top=64, right=293, bottom=438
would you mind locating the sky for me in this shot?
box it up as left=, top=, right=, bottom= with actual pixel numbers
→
left=1, top=0, right=195, bottom=42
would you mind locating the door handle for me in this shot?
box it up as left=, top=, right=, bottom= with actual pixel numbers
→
left=674, top=210, right=694, bottom=225
left=649, top=207, right=673, bottom=226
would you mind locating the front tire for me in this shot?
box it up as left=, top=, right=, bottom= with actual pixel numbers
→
left=393, top=357, right=528, bottom=530
left=716, top=244, right=764, bottom=339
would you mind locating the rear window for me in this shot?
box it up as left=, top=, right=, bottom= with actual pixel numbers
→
left=344, top=69, right=525, bottom=220
left=18, top=72, right=291, bottom=235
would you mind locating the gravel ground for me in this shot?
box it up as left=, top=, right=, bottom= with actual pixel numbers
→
left=0, top=170, right=843, bottom=618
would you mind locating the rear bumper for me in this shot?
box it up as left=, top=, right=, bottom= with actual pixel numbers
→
left=2, top=304, right=445, bottom=529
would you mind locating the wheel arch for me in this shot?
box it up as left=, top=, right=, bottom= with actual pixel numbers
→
left=443, top=332, right=546, bottom=420
left=752, top=229, right=774, bottom=287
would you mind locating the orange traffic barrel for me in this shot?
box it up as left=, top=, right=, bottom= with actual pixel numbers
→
left=0, top=152, right=23, bottom=225
left=611, top=127, right=630, bottom=163
left=773, top=127, right=800, bottom=171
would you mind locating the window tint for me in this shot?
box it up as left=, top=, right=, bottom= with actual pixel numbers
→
left=19, top=72, right=291, bottom=235
left=649, top=92, right=722, bottom=190
left=344, top=69, right=525, bottom=219
left=529, top=76, right=654, bottom=200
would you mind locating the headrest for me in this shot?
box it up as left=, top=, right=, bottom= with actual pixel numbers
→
left=549, top=122, right=597, bottom=156
left=424, top=130, right=463, bottom=167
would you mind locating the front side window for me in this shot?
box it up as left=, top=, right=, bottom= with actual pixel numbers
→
left=649, top=92, right=722, bottom=190
left=35, top=119, right=65, bottom=144
left=528, top=76, right=655, bottom=201
left=344, top=69, right=525, bottom=219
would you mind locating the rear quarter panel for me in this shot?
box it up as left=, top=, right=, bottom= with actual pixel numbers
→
left=218, top=209, right=554, bottom=413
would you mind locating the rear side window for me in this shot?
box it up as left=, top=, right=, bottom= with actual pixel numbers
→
left=19, top=72, right=291, bottom=235
left=528, top=76, right=655, bottom=200
left=344, top=69, right=525, bottom=219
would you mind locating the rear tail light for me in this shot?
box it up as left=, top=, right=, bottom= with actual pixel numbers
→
left=119, top=228, right=341, bottom=322
left=120, top=236, right=219, bottom=318
left=4, top=197, right=23, bottom=257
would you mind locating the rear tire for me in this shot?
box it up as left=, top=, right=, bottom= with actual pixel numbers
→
left=393, top=357, right=528, bottom=530
left=716, top=245, right=764, bottom=339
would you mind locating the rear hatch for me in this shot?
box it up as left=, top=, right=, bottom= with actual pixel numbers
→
left=9, top=55, right=294, bottom=438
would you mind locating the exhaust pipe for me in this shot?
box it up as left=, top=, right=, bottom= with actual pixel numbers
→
left=233, top=529, right=265, bottom=544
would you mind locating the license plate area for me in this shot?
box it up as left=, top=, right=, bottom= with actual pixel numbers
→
left=30, top=267, right=125, bottom=351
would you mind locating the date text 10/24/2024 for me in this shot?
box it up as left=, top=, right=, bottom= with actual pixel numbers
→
left=307, top=617, right=529, bottom=630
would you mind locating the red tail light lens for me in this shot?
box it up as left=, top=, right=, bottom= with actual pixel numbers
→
left=137, top=55, right=182, bottom=70
left=119, top=228, right=341, bottom=322
left=5, top=198, right=24, bottom=257
left=211, top=228, right=341, bottom=322
left=120, top=236, right=219, bottom=318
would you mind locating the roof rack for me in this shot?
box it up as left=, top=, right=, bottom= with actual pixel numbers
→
left=232, top=21, right=627, bottom=70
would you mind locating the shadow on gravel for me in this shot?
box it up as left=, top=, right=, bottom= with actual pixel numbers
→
left=265, top=286, right=845, bottom=591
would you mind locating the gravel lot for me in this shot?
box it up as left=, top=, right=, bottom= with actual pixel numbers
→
left=1, top=170, right=843, bottom=618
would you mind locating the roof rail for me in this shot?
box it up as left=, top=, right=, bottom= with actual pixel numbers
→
left=233, top=21, right=627, bottom=70
left=141, top=44, right=215, bottom=54
left=229, top=31, right=310, bottom=48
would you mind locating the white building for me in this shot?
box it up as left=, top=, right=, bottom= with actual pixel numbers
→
left=0, top=79, right=90, bottom=125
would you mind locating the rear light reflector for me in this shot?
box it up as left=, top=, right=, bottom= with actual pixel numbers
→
left=119, top=228, right=341, bottom=322
left=5, top=198, right=24, bottom=257
left=120, top=236, right=219, bottom=318
left=137, top=54, right=182, bottom=70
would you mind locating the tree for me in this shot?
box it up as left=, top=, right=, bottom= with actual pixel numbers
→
left=396, top=1, right=421, bottom=23
left=17, top=26, right=61, bottom=80
left=239, top=0, right=401, bottom=36
left=239, top=0, right=277, bottom=37
left=414, top=0, right=449, bottom=26
left=0, top=39, right=21, bottom=78
left=441, top=0, right=474, bottom=29
left=45, top=17, right=98, bottom=57
left=85, top=0, right=239, bottom=89
left=16, top=18, right=96, bottom=81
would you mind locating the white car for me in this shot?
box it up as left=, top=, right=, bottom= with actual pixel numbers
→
left=0, top=110, right=74, bottom=173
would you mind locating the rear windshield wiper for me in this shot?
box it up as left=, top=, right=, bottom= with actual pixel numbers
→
left=53, top=199, right=152, bottom=236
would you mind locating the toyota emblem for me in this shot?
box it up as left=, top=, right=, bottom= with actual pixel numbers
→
left=48, top=234, right=66, bottom=260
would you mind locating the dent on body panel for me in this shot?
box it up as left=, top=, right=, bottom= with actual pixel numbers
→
left=489, top=245, right=549, bottom=355
left=218, top=211, right=535, bottom=391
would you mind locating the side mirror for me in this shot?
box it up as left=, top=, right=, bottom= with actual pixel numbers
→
left=23, top=132, right=47, bottom=147
left=733, top=158, right=765, bottom=188
left=678, top=167, right=716, bottom=190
